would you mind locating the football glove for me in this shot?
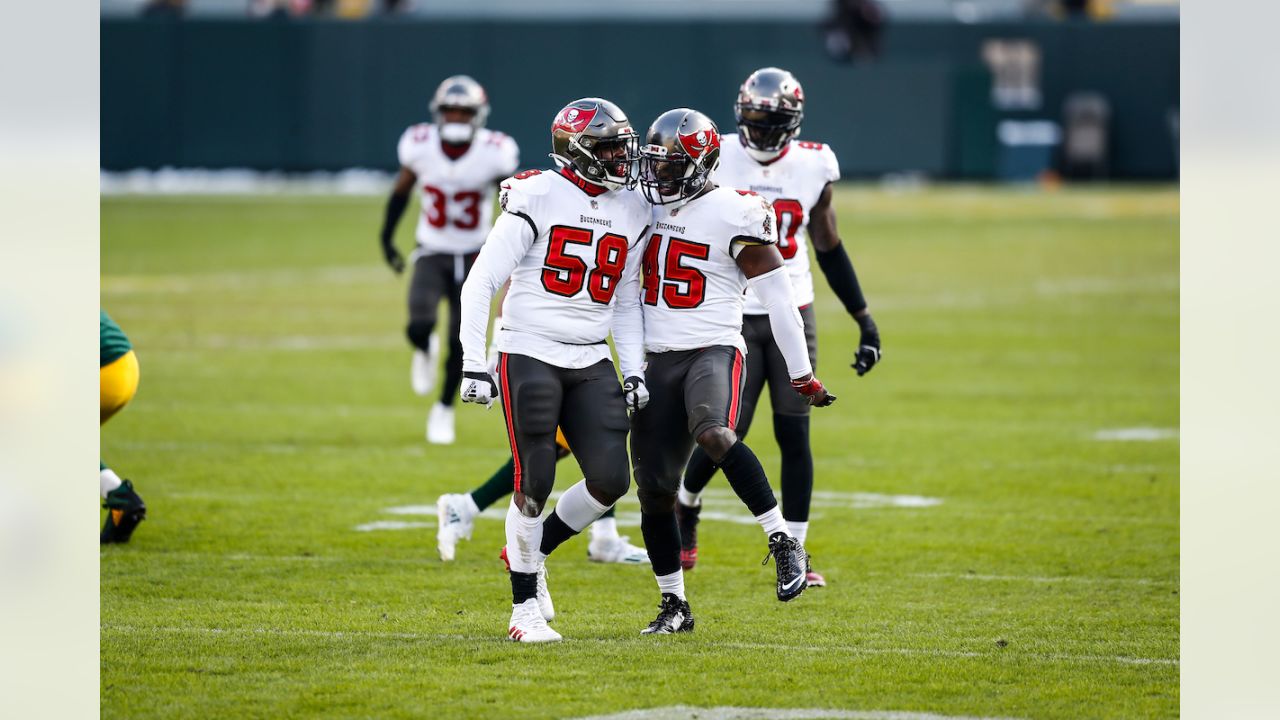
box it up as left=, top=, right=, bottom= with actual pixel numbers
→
left=853, top=313, right=881, bottom=377
left=460, top=371, right=498, bottom=408
left=622, top=376, right=650, bottom=412
left=382, top=240, right=405, bottom=275
left=791, top=374, right=836, bottom=408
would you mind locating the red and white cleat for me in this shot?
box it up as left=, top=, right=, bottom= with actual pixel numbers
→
left=508, top=598, right=561, bottom=643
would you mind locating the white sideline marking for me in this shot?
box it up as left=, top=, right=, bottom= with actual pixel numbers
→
left=372, top=489, right=942, bottom=532
left=912, top=573, right=1163, bottom=586
left=100, top=624, right=1178, bottom=668
left=570, top=707, right=1022, bottom=720
left=353, top=520, right=435, bottom=532
left=1092, top=427, right=1179, bottom=442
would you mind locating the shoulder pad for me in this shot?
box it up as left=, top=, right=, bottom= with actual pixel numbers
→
left=499, top=169, right=553, bottom=216
left=720, top=187, right=774, bottom=239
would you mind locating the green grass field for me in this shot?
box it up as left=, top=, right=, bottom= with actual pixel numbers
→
left=101, top=185, right=1179, bottom=719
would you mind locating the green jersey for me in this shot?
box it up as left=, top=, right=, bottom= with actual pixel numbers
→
left=101, top=310, right=132, bottom=367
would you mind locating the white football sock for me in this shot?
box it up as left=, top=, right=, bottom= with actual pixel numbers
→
left=552, top=478, right=609, bottom=533
left=461, top=494, right=481, bottom=518
left=676, top=484, right=701, bottom=508
left=655, top=569, right=686, bottom=600
left=754, top=506, right=790, bottom=538
left=786, top=521, right=809, bottom=545
left=505, top=498, right=545, bottom=574
left=100, top=467, right=123, bottom=499
left=591, top=515, right=619, bottom=540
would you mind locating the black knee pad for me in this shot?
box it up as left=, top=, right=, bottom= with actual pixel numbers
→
left=405, top=320, right=435, bottom=351
left=587, top=466, right=630, bottom=506
left=695, top=426, right=737, bottom=463
left=637, top=485, right=676, bottom=515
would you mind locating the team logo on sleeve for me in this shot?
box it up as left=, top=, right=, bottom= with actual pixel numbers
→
left=553, top=105, right=598, bottom=134
left=677, top=128, right=720, bottom=160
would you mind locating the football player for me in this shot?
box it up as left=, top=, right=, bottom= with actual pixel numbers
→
left=675, top=68, right=883, bottom=586
left=457, top=98, right=652, bottom=643
left=628, top=109, right=836, bottom=635
left=434, top=429, right=649, bottom=565
left=101, top=310, right=146, bottom=544
left=379, top=75, right=519, bottom=444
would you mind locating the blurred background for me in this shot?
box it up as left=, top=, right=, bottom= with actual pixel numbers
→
left=100, top=0, right=1178, bottom=187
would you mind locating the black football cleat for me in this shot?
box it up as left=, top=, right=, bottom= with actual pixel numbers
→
left=763, top=532, right=808, bottom=602
left=675, top=501, right=701, bottom=570
left=101, top=480, right=146, bottom=544
left=639, top=593, right=695, bottom=635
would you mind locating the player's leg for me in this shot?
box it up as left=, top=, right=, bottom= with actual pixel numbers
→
left=436, top=428, right=573, bottom=562
left=427, top=252, right=477, bottom=444
left=676, top=315, right=769, bottom=568
left=498, top=353, right=563, bottom=642
left=100, top=349, right=145, bottom=544
left=541, top=360, right=631, bottom=563
left=407, top=251, right=446, bottom=398
left=761, top=305, right=823, bottom=585
left=632, top=352, right=697, bottom=633
left=687, top=346, right=808, bottom=602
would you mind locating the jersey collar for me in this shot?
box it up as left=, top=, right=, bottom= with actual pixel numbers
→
left=558, top=166, right=609, bottom=197
left=441, top=141, right=471, bottom=161
left=756, top=143, right=790, bottom=166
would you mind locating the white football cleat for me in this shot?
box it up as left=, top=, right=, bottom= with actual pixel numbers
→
left=508, top=598, right=561, bottom=643
left=426, top=403, right=455, bottom=444
left=535, top=563, right=555, bottom=621
left=435, top=493, right=476, bottom=562
left=587, top=531, right=650, bottom=565
left=411, top=334, right=440, bottom=396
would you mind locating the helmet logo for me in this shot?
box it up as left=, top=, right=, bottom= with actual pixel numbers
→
left=553, top=104, right=598, bottom=134
left=678, top=127, right=720, bottom=159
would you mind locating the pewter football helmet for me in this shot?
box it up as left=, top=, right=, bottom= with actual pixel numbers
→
left=735, top=67, right=805, bottom=160
left=550, top=97, right=639, bottom=190
left=639, top=108, right=721, bottom=206
left=429, top=75, right=490, bottom=143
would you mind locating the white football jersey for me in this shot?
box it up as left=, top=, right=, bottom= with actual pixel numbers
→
left=493, top=168, right=652, bottom=368
left=397, top=124, right=520, bottom=254
left=641, top=186, right=776, bottom=354
left=716, top=133, right=840, bottom=315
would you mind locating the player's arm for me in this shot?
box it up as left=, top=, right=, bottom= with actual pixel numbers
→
left=735, top=241, right=834, bottom=407
left=612, top=228, right=650, bottom=411
left=458, top=213, right=535, bottom=406
left=379, top=168, right=417, bottom=274
left=809, top=182, right=881, bottom=376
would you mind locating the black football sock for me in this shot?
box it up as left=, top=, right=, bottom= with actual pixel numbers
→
left=717, top=440, right=779, bottom=517
left=511, top=571, right=538, bottom=605
left=439, top=338, right=463, bottom=407
left=470, top=457, right=515, bottom=511
left=602, top=505, right=616, bottom=519
left=539, top=510, right=578, bottom=556
left=640, top=510, right=682, bottom=578
left=774, top=414, right=814, bottom=523
left=681, top=447, right=719, bottom=496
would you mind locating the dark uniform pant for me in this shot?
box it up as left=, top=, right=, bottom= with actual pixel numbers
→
left=497, top=353, right=631, bottom=512
left=407, top=251, right=477, bottom=404
left=631, top=345, right=746, bottom=513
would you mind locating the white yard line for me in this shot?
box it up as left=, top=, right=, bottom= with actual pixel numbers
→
left=99, top=624, right=1177, bottom=667
left=571, top=707, right=1025, bottom=720
left=911, top=572, right=1167, bottom=587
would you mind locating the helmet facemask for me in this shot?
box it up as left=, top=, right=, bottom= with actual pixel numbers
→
left=735, top=105, right=802, bottom=160
left=574, top=132, right=640, bottom=190
left=639, top=146, right=708, bottom=206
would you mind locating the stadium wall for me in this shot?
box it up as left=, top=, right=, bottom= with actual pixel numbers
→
left=100, top=18, right=1178, bottom=179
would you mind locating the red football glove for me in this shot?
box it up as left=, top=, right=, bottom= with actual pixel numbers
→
left=791, top=375, right=837, bottom=407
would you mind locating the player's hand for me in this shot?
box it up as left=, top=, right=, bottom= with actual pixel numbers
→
left=382, top=240, right=405, bottom=274
left=460, top=371, right=498, bottom=408
left=623, top=376, right=650, bottom=412
left=791, top=374, right=836, bottom=407
left=853, top=313, right=881, bottom=377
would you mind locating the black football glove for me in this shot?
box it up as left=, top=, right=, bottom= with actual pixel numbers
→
left=622, top=376, right=650, bottom=412
left=459, top=371, right=498, bottom=408
left=381, top=239, right=405, bottom=275
left=853, top=313, right=881, bottom=377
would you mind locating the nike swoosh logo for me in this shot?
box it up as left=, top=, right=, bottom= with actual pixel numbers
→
left=782, top=574, right=804, bottom=592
